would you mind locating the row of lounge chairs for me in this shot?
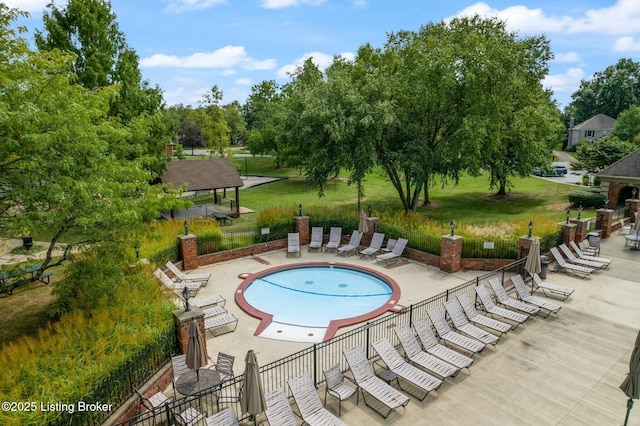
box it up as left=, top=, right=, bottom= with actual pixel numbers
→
left=549, top=242, right=613, bottom=279
left=288, top=227, right=409, bottom=264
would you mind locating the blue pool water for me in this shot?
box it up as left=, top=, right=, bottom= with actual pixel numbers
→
left=243, top=266, right=393, bottom=327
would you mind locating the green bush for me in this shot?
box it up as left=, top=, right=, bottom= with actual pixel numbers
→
left=568, top=190, right=606, bottom=208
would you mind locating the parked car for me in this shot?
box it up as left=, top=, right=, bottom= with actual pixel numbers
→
left=533, top=164, right=568, bottom=177
left=553, top=165, right=568, bottom=176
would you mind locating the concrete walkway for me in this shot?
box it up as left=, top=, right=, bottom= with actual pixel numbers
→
left=181, top=233, right=640, bottom=426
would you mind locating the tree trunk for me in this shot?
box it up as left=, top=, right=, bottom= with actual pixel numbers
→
left=422, top=180, right=431, bottom=205
left=496, top=178, right=507, bottom=195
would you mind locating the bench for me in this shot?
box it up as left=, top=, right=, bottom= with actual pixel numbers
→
left=1, top=282, right=16, bottom=296
left=213, top=212, right=234, bottom=226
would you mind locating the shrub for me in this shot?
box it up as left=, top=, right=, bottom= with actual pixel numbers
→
left=568, top=190, right=606, bottom=208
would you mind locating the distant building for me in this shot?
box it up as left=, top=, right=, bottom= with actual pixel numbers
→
left=567, top=114, right=616, bottom=150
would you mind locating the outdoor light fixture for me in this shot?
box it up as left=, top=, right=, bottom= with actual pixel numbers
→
left=450, top=220, right=455, bottom=237
left=578, top=204, right=583, bottom=220
left=604, top=197, right=609, bottom=209
left=182, top=285, right=191, bottom=312
left=184, top=220, right=189, bottom=235
left=298, top=203, right=303, bottom=217
left=633, top=188, right=637, bottom=200
left=528, top=221, right=533, bottom=238
left=566, top=208, right=571, bottom=224
left=134, top=246, right=140, bottom=259
left=368, top=204, right=372, bottom=218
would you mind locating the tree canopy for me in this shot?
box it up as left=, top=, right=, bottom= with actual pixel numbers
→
left=574, top=137, right=635, bottom=174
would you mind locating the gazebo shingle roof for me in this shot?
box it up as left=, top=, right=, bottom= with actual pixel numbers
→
left=598, top=149, right=640, bottom=179
left=161, top=158, right=244, bottom=191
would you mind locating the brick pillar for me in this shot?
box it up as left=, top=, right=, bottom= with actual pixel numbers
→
left=173, top=307, right=206, bottom=355
left=294, top=216, right=310, bottom=245
left=570, top=219, right=590, bottom=243
left=595, top=208, right=614, bottom=238
left=517, top=236, right=534, bottom=260
left=361, top=217, right=378, bottom=246
left=560, top=222, right=577, bottom=246
left=179, top=234, right=198, bottom=270
left=626, top=199, right=640, bottom=222
left=440, top=235, right=463, bottom=273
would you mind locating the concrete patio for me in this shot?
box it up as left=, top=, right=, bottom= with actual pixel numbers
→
left=172, top=232, right=640, bottom=425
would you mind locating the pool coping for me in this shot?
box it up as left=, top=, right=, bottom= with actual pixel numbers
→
left=234, top=261, right=402, bottom=342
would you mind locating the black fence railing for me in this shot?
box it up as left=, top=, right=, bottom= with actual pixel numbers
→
left=115, top=259, right=528, bottom=426
left=150, top=243, right=181, bottom=266
left=461, top=238, right=518, bottom=259
left=196, top=222, right=294, bottom=256
left=56, top=325, right=175, bottom=426
left=376, top=224, right=442, bottom=256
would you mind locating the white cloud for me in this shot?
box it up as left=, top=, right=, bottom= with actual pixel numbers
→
left=220, top=69, right=236, bottom=76
left=553, top=52, right=581, bottom=63
left=277, top=51, right=354, bottom=78
left=140, top=45, right=276, bottom=70
left=613, top=36, right=640, bottom=52
left=163, top=0, right=227, bottom=14
left=452, top=1, right=640, bottom=36
left=4, top=0, right=50, bottom=13
left=260, top=0, right=325, bottom=10
left=543, top=67, right=585, bottom=94
left=235, top=78, right=252, bottom=85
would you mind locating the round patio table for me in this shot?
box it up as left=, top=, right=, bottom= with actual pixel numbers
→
left=625, top=233, right=640, bottom=250
left=175, top=369, right=221, bottom=396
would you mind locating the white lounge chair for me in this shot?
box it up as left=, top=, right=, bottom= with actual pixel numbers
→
left=375, top=238, right=408, bottom=265
left=427, top=306, right=485, bottom=354
left=529, top=272, right=574, bottom=301
left=309, top=227, right=324, bottom=252
left=265, top=387, right=298, bottom=426
left=394, top=325, right=460, bottom=378
left=343, top=345, right=409, bottom=418
left=324, top=227, right=342, bottom=252
left=457, top=293, right=513, bottom=334
left=550, top=247, right=594, bottom=278
left=337, top=231, right=363, bottom=257
left=559, top=244, right=607, bottom=269
left=619, top=218, right=632, bottom=235
left=381, top=238, right=397, bottom=253
left=359, top=232, right=385, bottom=258
left=510, top=275, right=562, bottom=317
left=323, top=364, right=357, bottom=416
left=443, top=299, right=499, bottom=346
left=202, top=305, right=227, bottom=319
left=165, top=261, right=211, bottom=284
left=475, top=285, right=529, bottom=325
left=287, top=232, right=301, bottom=257
left=488, top=278, right=540, bottom=316
left=205, top=407, right=239, bottom=426
left=135, top=388, right=172, bottom=414
left=371, top=338, right=443, bottom=401
left=412, top=318, right=474, bottom=369
left=204, top=313, right=238, bottom=337
left=288, top=372, right=346, bottom=426
left=569, top=240, right=613, bottom=267
left=154, top=268, right=201, bottom=295
left=192, top=294, right=226, bottom=309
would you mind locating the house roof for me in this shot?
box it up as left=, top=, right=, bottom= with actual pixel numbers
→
left=572, top=114, right=616, bottom=130
left=598, top=148, right=640, bottom=178
left=161, top=158, right=244, bottom=191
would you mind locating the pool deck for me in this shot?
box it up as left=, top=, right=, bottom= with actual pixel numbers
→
left=174, top=233, right=640, bottom=425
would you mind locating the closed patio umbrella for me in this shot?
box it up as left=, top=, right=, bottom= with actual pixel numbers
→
left=186, top=318, right=207, bottom=381
left=524, top=237, right=542, bottom=276
left=358, top=208, right=369, bottom=234
left=620, top=329, right=640, bottom=425
left=240, top=350, right=265, bottom=425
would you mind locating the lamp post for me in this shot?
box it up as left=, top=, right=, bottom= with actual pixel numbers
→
left=528, top=221, right=533, bottom=238
left=134, top=246, right=140, bottom=259
left=298, top=203, right=303, bottom=217
left=566, top=209, right=571, bottom=224
left=450, top=220, right=455, bottom=237
left=368, top=204, right=372, bottom=218
left=604, top=197, right=609, bottom=209
left=578, top=204, right=583, bottom=220
left=633, top=188, right=637, bottom=200
left=182, top=285, right=191, bottom=312
left=183, top=220, right=189, bottom=235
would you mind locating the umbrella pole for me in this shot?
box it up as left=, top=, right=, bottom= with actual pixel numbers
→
left=624, top=398, right=633, bottom=426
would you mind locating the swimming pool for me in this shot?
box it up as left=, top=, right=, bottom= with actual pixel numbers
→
left=235, top=262, right=402, bottom=342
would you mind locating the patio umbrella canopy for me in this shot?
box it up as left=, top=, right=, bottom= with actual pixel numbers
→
left=240, top=350, right=266, bottom=423
left=620, top=329, right=640, bottom=425
left=524, top=237, right=542, bottom=276
left=358, top=208, right=369, bottom=234
left=186, top=318, right=207, bottom=380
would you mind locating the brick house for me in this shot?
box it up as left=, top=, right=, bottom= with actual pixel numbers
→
left=598, top=149, right=640, bottom=208
left=567, top=114, right=616, bottom=150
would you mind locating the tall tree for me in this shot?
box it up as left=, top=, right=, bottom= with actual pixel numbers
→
left=244, top=80, right=287, bottom=167
left=0, top=5, right=184, bottom=274
left=223, top=101, right=247, bottom=145
left=574, top=137, right=635, bottom=173
left=565, top=58, right=640, bottom=123
left=612, top=105, right=640, bottom=143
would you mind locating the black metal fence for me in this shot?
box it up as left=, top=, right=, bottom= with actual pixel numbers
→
left=114, top=259, right=526, bottom=426
left=196, top=223, right=294, bottom=256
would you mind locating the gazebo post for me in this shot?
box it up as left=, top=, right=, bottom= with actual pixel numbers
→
left=234, top=187, right=240, bottom=217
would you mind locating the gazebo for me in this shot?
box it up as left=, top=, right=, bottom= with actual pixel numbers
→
left=161, top=158, right=244, bottom=218
left=598, top=149, right=640, bottom=208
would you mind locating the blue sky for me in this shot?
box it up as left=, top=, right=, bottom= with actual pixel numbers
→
left=8, top=0, right=640, bottom=109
